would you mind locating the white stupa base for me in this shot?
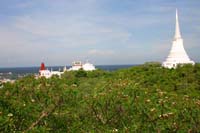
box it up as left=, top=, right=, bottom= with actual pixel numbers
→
left=162, top=60, right=195, bottom=69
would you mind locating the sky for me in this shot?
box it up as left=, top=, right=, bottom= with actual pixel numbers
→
left=0, top=0, right=200, bottom=67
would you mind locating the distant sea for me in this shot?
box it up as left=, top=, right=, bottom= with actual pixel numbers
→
left=0, top=65, right=138, bottom=75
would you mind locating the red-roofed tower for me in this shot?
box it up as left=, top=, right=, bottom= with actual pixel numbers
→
left=40, top=62, right=46, bottom=71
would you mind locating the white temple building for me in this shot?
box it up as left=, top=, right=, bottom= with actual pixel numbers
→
left=82, top=61, right=96, bottom=71
left=162, top=9, right=195, bottom=69
left=68, top=61, right=96, bottom=71
left=39, top=63, right=64, bottom=78
left=68, top=61, right=83, bottom=71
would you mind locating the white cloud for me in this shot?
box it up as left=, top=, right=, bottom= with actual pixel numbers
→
left=13, top=14, right=132, bottom=48
left=15, top=1, right=35, bottom=8
left=88, top=49, right=115, bottom=56
left=1, top=0, right=200, bottom=67
left=0, top=12, right=133, bottom=66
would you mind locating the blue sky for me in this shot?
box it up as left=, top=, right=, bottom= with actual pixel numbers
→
left=0, top=0, right=200, bottom=67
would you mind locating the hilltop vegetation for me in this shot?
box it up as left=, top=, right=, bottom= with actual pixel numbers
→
left=0, top=64, right=200, bottom=132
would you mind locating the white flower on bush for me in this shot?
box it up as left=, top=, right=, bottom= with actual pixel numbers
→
left=31, top=99, right=35, bottom=102
left=7, top=113, right=13, bottom=117
left=112, top=128, right=118, bottom=132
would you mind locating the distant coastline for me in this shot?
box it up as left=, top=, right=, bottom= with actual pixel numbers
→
left=0, top=64, right=139, bottom=74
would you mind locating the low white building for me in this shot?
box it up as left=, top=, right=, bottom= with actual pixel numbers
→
left=38, top=61, right=95, bottom=78
left=68, top=61, right=82, bottom=71
left=68, top=61, right=96, bottom=71
left=39, top=63, right=64, bottom=78
left=39, top=69, right=51, bottom=78
left=82, top=62, right=96, bottom=71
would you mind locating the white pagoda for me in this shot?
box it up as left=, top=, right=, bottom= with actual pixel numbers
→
left=162, top=9, right=195, bottom=69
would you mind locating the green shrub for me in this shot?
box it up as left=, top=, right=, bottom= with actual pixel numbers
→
left=0, top=64, right=199, bottom=132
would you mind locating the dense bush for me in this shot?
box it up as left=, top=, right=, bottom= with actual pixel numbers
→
left=0, top=64, right=199, bottom=132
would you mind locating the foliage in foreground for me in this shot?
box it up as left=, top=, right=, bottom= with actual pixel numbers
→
left=0, top=64, right=200, bottom=132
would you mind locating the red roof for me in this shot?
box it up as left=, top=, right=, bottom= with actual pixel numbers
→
left=40, top=62, right=46, bottom=70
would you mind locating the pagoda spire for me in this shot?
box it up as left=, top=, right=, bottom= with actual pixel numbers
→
left=162, top=9, right=195, bottom=69
left=174, top=9, right=181, bottom=39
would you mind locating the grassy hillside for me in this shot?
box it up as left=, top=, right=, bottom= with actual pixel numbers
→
left=0, top=64, right=200, bottom=132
